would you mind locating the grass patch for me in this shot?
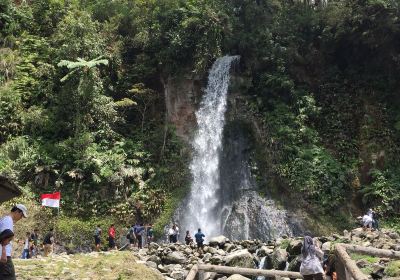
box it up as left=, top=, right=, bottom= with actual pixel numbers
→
left=350, top=253, right=379, bottom=263
left=385, top=260, right=400, bottom=277
left=280, top=239, right=290, bottom=249
left=14, top=251, right=163, bottom=280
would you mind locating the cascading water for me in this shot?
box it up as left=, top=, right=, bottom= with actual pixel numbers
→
left=177, top=55, right=296, bottom=241
left=180, top=55, right=239, bottom=238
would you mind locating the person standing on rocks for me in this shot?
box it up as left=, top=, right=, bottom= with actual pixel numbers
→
left=0, top=204, right=28, bottom=280
left=174, top=223, right=180, bottom=243
left=168, top=225, right=175, bottom=243
left=194, top=228, right=205, bottom=252
left=185, top=230, right=193, bottom=245
left=108, top=224, right=117, bottom=250
left=146, top=224, right=154, bottom=246
left=300, top=236, right=324, bottom=280
left=43, top=228, right=54, bottom=257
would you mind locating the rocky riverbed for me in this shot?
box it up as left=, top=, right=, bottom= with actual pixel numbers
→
left=13, top=228, right=400, bottom=280
left=133, top=228, right=400, bottom=280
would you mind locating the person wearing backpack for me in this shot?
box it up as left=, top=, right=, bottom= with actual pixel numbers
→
left=300, top=236, right=324, bottom=280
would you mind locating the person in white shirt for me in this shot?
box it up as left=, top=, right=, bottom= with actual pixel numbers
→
left=300, top=236, right=324, bottom=280
left=0, top=204, right=28, bottom=280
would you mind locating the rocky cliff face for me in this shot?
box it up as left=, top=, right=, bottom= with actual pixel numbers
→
left=161, top=75, right=204, bottom=141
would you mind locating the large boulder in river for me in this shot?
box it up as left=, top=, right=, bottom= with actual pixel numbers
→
left=257, top=246, right=274, bottom=257
left=226, top=274, right=251, bottom=280
left=163, top=251, right=186, bottom=264
left=272, top=248, right=288, bottom=270
left=287, top=240, right=303, bottom=255
left=209, top=236, right=229, bottom=247
left=225, top=249, right=254, bottom=268
left=287, top=255, right=302, bottom=272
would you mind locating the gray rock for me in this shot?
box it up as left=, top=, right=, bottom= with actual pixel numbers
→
left=272, top=248, right=288, bottom=270
left=388, top=232, right=400, bottom=239
left=223, top=243, right=236, bottom=253
left=226, top=274, right=251, bottom=280
left=322, top=242, right=332, bottom=252
left=202, top=253, right=212, bottom=263
left=210, top=255, right=224, bottom=265
left=370, top=264, right=385, bottom=279
left=225, top=249, right=254, bottom=268
left=170, top=270, right=185, bottom=280
left=163, top=251, right=187, bottom=264
left=356, top=259, right=369, bottom=268
left=206, top=246, right=218, bottom=254
left=146, top=261, right=158, bottom=270
left=287, top=240, right=302, bottom=255
left=287, top=255, right=301, bottom=272
left=257, top=246, right=274, bottom=257
left=209, top=236, right=229, bottom=247
left=147, top=255, right=161, bottom=265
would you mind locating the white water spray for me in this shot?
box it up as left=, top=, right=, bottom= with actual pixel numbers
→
left=182, top=55, right=239, bottom=238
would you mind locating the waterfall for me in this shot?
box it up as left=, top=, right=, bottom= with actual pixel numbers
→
left=181, top=55, right=239, bottom=238
left=257, top=256, right=267, bottom=280
left=176, top=55, right=296, bottom=241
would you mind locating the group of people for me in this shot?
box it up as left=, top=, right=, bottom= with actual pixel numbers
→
left=93, top=223, right=154, bottom=251
left=167, top=223, right=206, bottom=252
left=361, top=208, right=379, bottom=231
left=20, top=228, right=55, bottom=259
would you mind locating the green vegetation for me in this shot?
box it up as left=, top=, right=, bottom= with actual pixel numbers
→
left=1, top=0, right=399, bottom=238
left=385, top=260, right=400, bottom=277
left=350, top=253, right=379, bottom=264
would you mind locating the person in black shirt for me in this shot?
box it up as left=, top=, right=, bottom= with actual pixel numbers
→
left=43, top=229, right=54, bottom=257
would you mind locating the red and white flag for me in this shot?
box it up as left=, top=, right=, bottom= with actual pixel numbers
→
left=41, top=192, right=61, bottom=208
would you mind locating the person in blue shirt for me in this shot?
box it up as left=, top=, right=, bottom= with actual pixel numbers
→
left=194, top=228, right=205, bottom=252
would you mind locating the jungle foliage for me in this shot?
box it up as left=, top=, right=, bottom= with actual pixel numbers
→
left=0, top=0, right=399, bottom=229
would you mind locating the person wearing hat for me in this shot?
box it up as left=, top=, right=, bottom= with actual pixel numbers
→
left=0, top=204, right=28, bottom=280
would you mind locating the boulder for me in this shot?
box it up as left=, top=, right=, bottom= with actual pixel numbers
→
left=209, top=236, right=229, bottom=247
left=170, top=270, right=185, bottom=280
left=224, top=243, right=236, bottom=253
left=147, top=255, right=161, bottom=265
left=388, top=232, right=400, bottom=239
left=202, top=253, right=212, bottom=263
left=356, top=259, right=369, bottom=268
left=370, top=264, right=385, bottom=279
left=272, top=248, right=288, bottom=270
left=287, top=240, right=302, bottom=255
left=287, top=255, right=301, bottom=272
left=321, top=242, right=332, bottom=252
left=226, top=274, right=251, bottom=280
left=210, top=255, right=224, bottom=265
left=163, top=251, right=186, bottom=264
left=225, top=249, right=254, bottom=268
left=146, top=261, right=158, bottom=270
left=257, top=246, right=274, bottom=257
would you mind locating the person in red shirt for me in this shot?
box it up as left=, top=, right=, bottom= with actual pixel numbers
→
left=108, top=224, right=117, bottom=250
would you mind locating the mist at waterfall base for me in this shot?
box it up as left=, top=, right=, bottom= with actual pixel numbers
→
left=176, top=56, right=293, bottom=242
